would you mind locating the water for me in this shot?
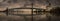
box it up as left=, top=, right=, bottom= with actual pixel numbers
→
left=0, top=12, right=60, bottom=21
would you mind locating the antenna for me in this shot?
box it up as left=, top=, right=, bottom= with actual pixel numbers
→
left=46, top=0, right=51, bottom=21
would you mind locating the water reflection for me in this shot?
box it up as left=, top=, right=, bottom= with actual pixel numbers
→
left=0, top=12, right=60, bottom=21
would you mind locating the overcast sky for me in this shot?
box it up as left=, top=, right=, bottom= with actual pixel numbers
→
left=0, top=0, right=60, bottom=11
left=0, top=0, right=60, bottom=7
